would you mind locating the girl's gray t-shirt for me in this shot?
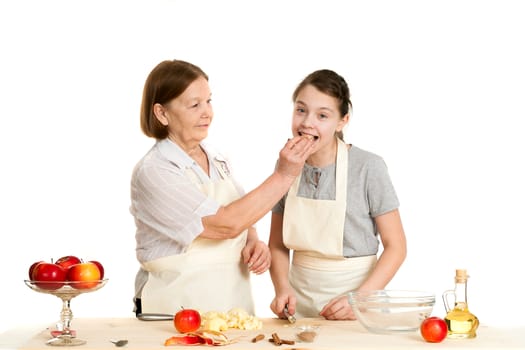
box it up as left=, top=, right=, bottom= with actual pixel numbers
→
left=272, top=145, right=400, bottom=258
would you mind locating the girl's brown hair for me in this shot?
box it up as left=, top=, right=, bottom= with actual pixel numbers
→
left=140, top=60, right=208, bottom=139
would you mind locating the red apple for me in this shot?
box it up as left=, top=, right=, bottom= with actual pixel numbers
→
left=31, top=262, right=67, bottom=290
left=55, top=255, right=81, bottom=271
left=174, top=308, right=201, bottom=333
left=67, top=262, right=101, bottom=289
left=89, top=260, right=104, bottom=279
left=420, top=316, right=448, bottom=343
left=28, top=260, right=44, bottom=280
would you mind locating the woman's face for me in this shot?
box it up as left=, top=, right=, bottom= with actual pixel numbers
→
left=157, top=76, right=213, bottom=148
left=292, top=84, right=348, bottom=151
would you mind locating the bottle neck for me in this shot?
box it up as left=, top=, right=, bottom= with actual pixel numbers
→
left=454, top=280, right=469, bottom=309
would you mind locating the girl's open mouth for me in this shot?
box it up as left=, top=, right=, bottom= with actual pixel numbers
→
left=298, top=132, right=319, bottom=140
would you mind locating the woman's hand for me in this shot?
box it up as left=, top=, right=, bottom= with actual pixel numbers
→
left=270, top=291, right=296, bottom=319
left=242, top=230, right=271, bottom=274
left=276, top=136, right=316, bottom=178
left=319, top=295, right=356, bottom=320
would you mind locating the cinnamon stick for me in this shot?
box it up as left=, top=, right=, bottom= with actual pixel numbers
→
left=251, top=334, right=264, bottom=343
left=269, top=334, right=295, bottom=346
left=271, top=333, right=282, bottom=345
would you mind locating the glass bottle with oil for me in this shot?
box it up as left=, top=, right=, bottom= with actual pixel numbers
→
left=442, top=269, right=479, bottom=338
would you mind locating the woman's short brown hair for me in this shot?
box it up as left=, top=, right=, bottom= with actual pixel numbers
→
left=140, top=60, right=208, bottom=139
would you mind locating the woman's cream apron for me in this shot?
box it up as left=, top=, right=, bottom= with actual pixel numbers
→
left=140, top=160, right=254, bottom=315
left=283, top=139, right=376, bottom=317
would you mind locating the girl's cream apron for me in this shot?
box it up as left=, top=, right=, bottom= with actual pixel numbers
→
left=283, top=139, right=376, bottom=317
left=140, top=160, right=254, bottom=315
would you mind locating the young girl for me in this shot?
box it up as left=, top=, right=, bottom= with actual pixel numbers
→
left=268, top=69, right=407, bottom=320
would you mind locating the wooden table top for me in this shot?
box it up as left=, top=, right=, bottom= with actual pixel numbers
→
left=3, top=317, right=524, bottom=350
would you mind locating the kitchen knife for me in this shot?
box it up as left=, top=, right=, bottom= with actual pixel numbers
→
left=283, top=304, right=296, bottom=324
left=137, top=313, right=174, bottom=321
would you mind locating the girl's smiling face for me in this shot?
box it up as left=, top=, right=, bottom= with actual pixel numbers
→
left=292, top=84, right=348, bottom=151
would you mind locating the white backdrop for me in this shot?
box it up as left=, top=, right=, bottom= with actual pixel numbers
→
left=1, top=0, right=524, bottom=333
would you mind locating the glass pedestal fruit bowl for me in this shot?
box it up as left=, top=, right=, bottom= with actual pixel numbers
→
left=24, top=279, right=108, bottom=346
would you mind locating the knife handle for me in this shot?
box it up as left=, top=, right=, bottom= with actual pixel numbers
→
left=284, top=305, right=296, bottom=324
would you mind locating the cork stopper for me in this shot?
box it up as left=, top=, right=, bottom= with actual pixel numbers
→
left=455, top=269, right=468, bottom=283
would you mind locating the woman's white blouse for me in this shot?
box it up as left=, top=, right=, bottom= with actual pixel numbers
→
left=130, top=138, right=242, bottom=263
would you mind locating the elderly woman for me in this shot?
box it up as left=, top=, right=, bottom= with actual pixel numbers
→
left=130, top=59, right=315, bottom=317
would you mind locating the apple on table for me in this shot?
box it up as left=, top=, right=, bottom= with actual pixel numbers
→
left=420, top=316, right=448, bottom=343
left=174, top=308, right=201, bottom=333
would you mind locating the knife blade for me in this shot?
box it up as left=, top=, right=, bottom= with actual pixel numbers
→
left=137, top=313, right=174, bottom=321
left=283, top=304, right=296, bottom=324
